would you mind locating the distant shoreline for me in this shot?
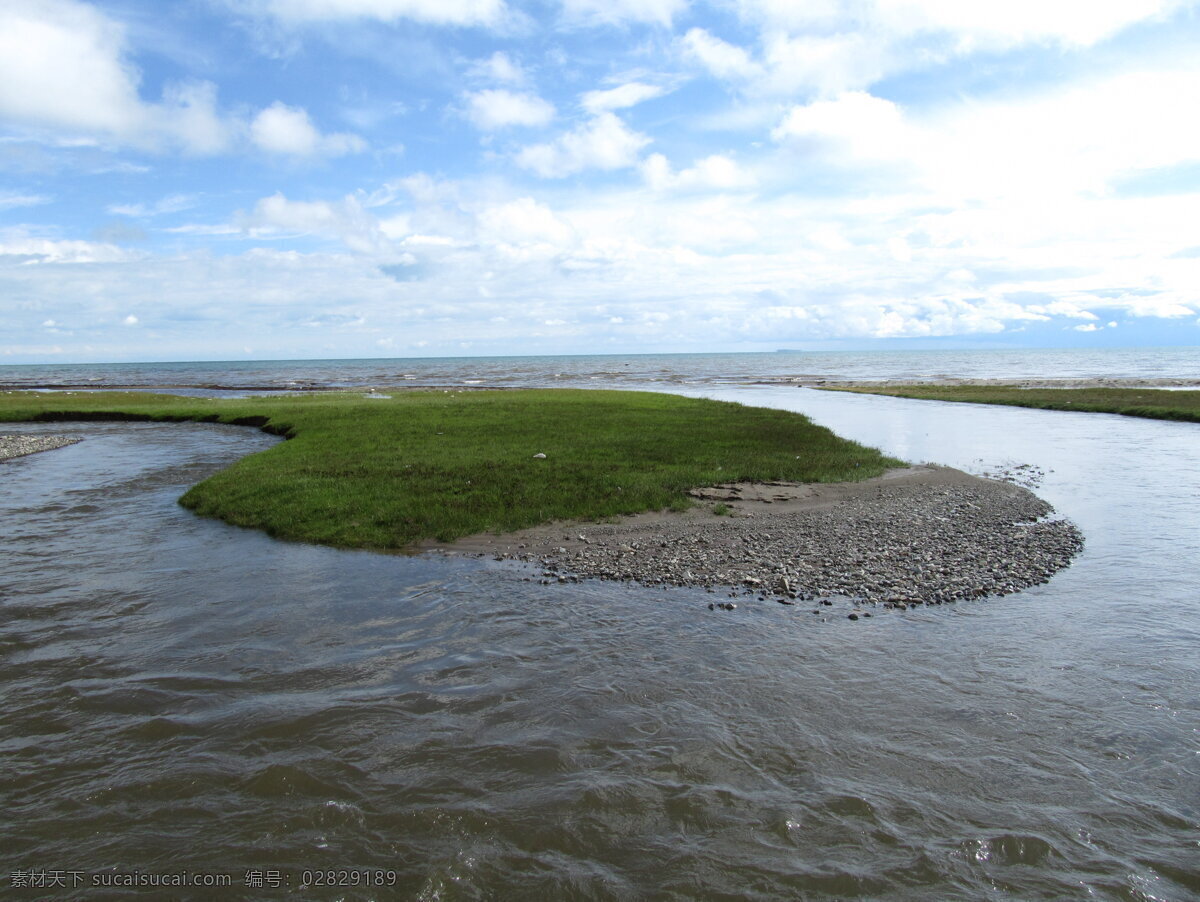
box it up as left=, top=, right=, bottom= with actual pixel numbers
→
left=4, top=347, right=1199, bottom=396
left=6, top=376, right=1200, bottom=397
left=822, top=384, right=1200, bottom=424
left=777, top=377, right=1200, bottom=390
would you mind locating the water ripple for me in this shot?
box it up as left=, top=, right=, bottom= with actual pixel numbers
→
left=1, top=405, right=1198, bottom=899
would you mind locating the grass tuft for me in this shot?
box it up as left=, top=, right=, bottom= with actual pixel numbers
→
left=1, top=388, right=903, bottom=550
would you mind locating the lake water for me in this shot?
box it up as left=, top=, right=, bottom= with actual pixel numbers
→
left=3, top=346, right=1199, bottom=393
left=1, top=354, right=1198, bottom=899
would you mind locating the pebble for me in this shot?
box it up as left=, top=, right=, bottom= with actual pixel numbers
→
left=494, top=479, right=1085, bottom=610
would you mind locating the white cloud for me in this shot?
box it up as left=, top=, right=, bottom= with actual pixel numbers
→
left=689, top=2, right=1193, bottom=99
left=768, top=66, right=1200, bottom=205
left=772, top=91, right=908, bottom=158
left=159, top=81, right=237, bottom=156
left=250, top=103, right=366, bottom=156
left=681, top=29, right=764, bottom=82
left=516, top=113, right=650, bottom=177
left=257, top=0, right=508, bottom=26
left=872, top=0, right=1184, bottom=49
left=0, top=2, right=229, bottom=152
left=559, top=0, right=685, bottom=27
left=581, top=82, right=666, bottom=113
left=0, top=230, right=135, bottom=264
left=920, top=70, right=1200, bottom=200
left=7, top=180, right=1200, bottom=359
left=471, top=51, right=526, bottom=84
left=472, top=196, right=576, bottom=250
left=1119, top=295, right=1195, bottom=318
left=642, top=153, right=756, bottom=190
left=1038, top=301, right=1098, bottom=320
left=242, top=193, right=388, bottom=253
left=0, top=0, right=145, bottom=136
left=0, top=192, right=51, bottom=210
left=463, top=89, right=555, bottom=130
left=7, top=1, right=1200, bottom=359
left=686, top=27, right=894, bottom=98
left=164, top=223, right=243, bottom=237
left=759, top=32, right=893, bottom=97
left=0, top=1, right=370, bottom=157
left=736, top=0, right=1185, bottom=48
left=123, top=314, right=139, bottom=325
left=108, top=194, right=197, bottom=218
left=250, top=104, right=319, bottom=154
left=730, top=0, right=843, bottom=32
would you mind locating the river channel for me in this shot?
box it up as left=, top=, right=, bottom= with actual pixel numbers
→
left=1, top=388, right=1197, bottom=900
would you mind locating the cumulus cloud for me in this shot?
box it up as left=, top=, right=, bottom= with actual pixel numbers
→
left=0, top=229, right=136, bottom=264
left=735, top=0, right=1185, bottom=48
left=873, top=0, right=1182, bottom=48
left=767, top=66, right=1200, bottom=207
left=462, top=89, right=555, bottom=130
left=581, top=82, right=666, bottom=113
left=242, top=193, right=388, bottom=253
left=250, top=103, right=366, bottom=156
left=476, top=197, right=577, bottom=260
left=1118, top=294, right=1195, bottom=318
left=0, top=0, right=147, bottom=136
left=159, top=81, right=238, bottom=155
left=470, top=51, right=526, bottom=84
left=772, top=91, right=908, bottom=158
left=681, top=28, right=764, bottom=82
left=687, top=2, right=1191, bottom=98
left=919, top=70, right=1200, bottom=200
left=7, top=0, right=1200, bottom=359
left=254, top=0, right=508, bottom=26
left=0, top=1, right=233, bottom=152
left=7, top=178, right=1200, bottom=359
left=559, top=0, right=686, bottom=27
left=516, top=113, right=650, bottom=177
left=0, top=1, right=365, bottom=157
left=641, top=153, right=756, bottom=190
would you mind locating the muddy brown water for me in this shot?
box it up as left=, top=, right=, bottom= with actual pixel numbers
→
left=1, top=388, right=1197, bottom=900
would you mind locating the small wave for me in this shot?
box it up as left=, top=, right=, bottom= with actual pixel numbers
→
left=957, top=834, right=1057, bottom=866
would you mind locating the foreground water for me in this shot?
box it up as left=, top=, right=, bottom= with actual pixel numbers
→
left=1, top=386, right=1198, bottom=899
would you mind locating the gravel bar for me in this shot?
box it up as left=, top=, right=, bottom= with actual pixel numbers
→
left=442, top=466, right=1084, bottom=610
left=0, top=434, right=82, bottom=461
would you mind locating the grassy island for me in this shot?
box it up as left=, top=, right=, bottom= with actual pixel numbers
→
left=1, top=389, right=902, bottom=550
left=824, top=385, right=1200, bottom=423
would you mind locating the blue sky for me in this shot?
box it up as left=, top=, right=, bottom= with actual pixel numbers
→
left=2, top=0, right=1199, bottom=363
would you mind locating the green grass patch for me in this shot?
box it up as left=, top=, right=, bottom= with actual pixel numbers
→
left=1, top=388, right=903, bottom=550
left=823, top=384, right=1200, bottom=424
